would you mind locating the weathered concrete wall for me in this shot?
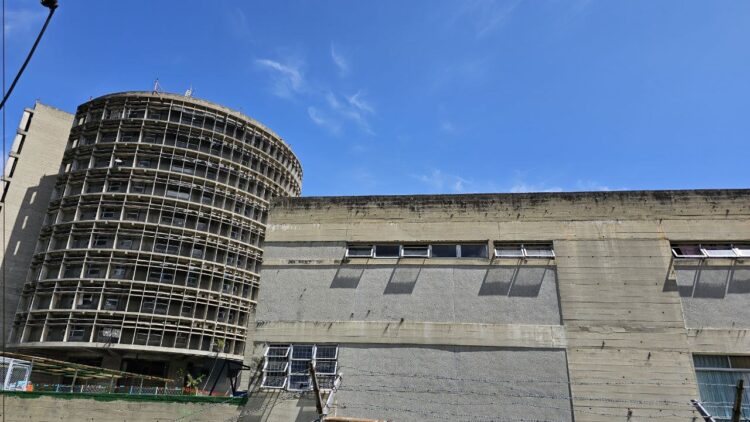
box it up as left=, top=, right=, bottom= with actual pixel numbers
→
left=249, top=190, right=750, bottom=421
left=676, top=264, right=750, bottom=329
left=334, top=345, right=572, bottom=422
left=0, top=102, right=73, bottom=342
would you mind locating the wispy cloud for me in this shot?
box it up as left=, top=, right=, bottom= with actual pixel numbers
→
left=414, top=169, right=470, bottom=193
left=347, top=91, right=374, bottom=114
left=508, top=183, right=563, bottom=193
left=5, top=8, right=45, bottom=35
left=455, top=0, right=523, bottom=39
left=440, top=120, right=456, bottom=133
left=325, top=90, right=375, bottom=135
left=255, top=58, right=305, bottom=98
left=307, top=106, right=341, bottom=134
left=330, top=44, right=349, bottom=76
left=227, top=8, right=253, bottom=41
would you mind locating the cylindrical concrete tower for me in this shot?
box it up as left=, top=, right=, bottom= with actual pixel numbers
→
left=10, top=92, right=301, bottom=363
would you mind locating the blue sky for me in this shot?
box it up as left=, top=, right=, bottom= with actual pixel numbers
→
left=3, top=0, right=749, bottom=196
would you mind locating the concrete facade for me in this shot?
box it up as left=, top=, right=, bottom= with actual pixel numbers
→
left=0, top=102, right=74, bottom=344
left=246, top=190, right=750, bottom=421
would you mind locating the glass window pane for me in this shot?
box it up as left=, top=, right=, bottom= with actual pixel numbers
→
left=346, top=246, right=372, bottom=257
left=495, top=245, right=524, bottom=257
left=291, top=345, right=313, bottom=359
left=695, top=355, right=730, bottom=368
left=431, top=244, right=457, bottom=258
left=460, top=244, right=487, bottom=258
left=703, top=245, right=737, bottom=258
left=374, top=245, right=400, bottom=258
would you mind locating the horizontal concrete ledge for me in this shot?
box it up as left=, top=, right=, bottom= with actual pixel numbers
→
left=253, top=320, right=567, bottom=349
left=9, top=341, right=245, bottom=361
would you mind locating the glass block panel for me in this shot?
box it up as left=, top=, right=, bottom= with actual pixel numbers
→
left=292, top=345, right=313, bottom=359
left=315, top=345, right=338, bottom=360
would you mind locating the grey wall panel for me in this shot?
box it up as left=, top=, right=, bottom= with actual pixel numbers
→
left=257, top=265, right=561, bottom=325
left=335, top=345, right=572, bottom=422
left=676, top=266, right=750, bottom=328
left=264, top=242, right=346, bottom=260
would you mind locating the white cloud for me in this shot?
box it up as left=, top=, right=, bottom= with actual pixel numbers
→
left=456, top=0, right=522, bottom=39
left=330, top=44, right=349, bottom=76
left=346, top=91, right=374, bottom=114
left=255, top=58, right=305, bottom=98
left=307, top=106, right=341, bottom=134
left=575, top=180, right=611, bottom=192
left=414, top=169, right=472, bottom=193
left=440, top=121, right=456, bottom=133
left=5, top=8, right=45, bottom=35
left=508, top=183, right=563, bottom=193
left=324, top=91, right=375, bottom=135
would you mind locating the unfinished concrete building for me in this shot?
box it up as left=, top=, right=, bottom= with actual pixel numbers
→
left=245, top=190, right=750, bottom=422
left=7, top=92, right=302, bottom=378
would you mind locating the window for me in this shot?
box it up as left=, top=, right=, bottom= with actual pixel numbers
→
left=261, top=344, right=339, bottom=391
left=459, top=244, right=488, bottom=258
left=672, top=243, right=750, bottom=259
left=130, top=182, right=146, bottom=193
left=137, top=159, right=152, bottom=168
left=694, top=355, right=750, bottom=420
left=107, top=181, right=122, bottom=192
left=111, top=266, right=128, bottom=279
left=101, top=209, right=118, bottom=219
left=374, top=245, right=400, bottom=258
left=104, top=297, right=119, bottom=310
left=431, top=244, right=458, bottom=258
left=69, top=327, right=86, bottom=341
left=86, top=266, right=102, bottom=277
left=494, top=243, right=555, bottom=258
left=93, top=236, right=111, bottom=248
left=402, top=245, right=429, bottom=258
left=125, top=210, right=140, bottom=220
left=118, top=238, right=134, bottom=249
left=346, top=245, right=373, bottom=258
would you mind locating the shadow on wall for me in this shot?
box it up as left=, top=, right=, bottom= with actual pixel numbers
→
left=0, top=174, right=58, bottom=339
left=329, top=264, right=551, bottom=297
left=664, top=265, right=750, bottom=299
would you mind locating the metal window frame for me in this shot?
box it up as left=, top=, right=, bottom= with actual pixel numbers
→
left=457, top=243, right=488, bottom=259
left=401, top=245, right=430, bottom=258
left=345, top=245, right=373, bottom=258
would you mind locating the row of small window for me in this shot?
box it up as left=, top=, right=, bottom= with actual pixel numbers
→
left=261, top=344, right=338, bottom=391
left=42, top=293, right=248, bottom=324
left=40, top=265, right=253, bottom=295
left=346, top=243, right=555, bottom=259
left=672, top=244, right=750, bottom=259
left=23, top=323, right=244, bottom=354
left=76, top=102, right=296, bottom=171
left=65, top=147, right=293, bottom=194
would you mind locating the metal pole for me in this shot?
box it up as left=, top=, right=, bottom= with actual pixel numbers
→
left=732, top=379, right=745, bottom=422
left=691, top=399, right=717, bottom=422
left=309, top=361, right=323, bottom=417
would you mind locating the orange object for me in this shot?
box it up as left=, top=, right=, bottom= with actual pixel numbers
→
left=25, top=383, right=33, bottom=392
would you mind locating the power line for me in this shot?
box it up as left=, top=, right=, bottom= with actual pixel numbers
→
left=0, top=0, right=57, bottom=112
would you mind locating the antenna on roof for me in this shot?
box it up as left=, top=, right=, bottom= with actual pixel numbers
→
left=185, top=85, right=193, bottom=98
left=152, top=78, right=162, bottom=94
